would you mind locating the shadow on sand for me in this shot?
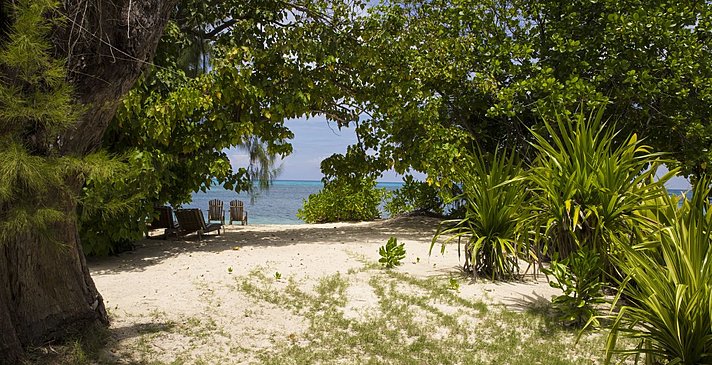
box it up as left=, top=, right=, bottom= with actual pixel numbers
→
left=88, top=216, right=442, bottom=275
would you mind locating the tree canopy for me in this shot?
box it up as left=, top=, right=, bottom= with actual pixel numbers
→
left=318, top=0, right=712, bottom=187
left=79, top=0, right=368, bottom=253
left=81, top=0, right=712, bottom=250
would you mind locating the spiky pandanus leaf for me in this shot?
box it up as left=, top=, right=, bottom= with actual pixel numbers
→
left=527, top=108, right=673, bottom=269
left=603, top=180, right=712, bottom=364
left=432, top=148, right=532, bottom=280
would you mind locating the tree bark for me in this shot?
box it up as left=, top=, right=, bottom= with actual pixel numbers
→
left=57, top=0, right=178, bottom=156
left=0, top=0, right=176, bottom=362
left=0, top=210, right=107, bottom=363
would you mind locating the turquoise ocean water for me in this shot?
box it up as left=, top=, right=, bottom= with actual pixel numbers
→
left=184, top=182, right=691, bottom=225
left=183, top=180, right=403, bottom=225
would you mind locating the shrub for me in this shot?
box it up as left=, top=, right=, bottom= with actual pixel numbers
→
left=78, top=154, right=149, bottom=256
left=432, top=149, right=532, bottom=280
left=542, top=249, right=605, bottom=327
left=602, top=181, right=712, bottom=364
left=297, top=178, right=386, bottom=223
left=528, top=108, right=671, bottom=272
left=379, top=236, right=406, bottom=269
left=385, top=175, right=443, bottom=216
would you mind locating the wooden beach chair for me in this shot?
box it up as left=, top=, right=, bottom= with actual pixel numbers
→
left=146, top=205, right=180, bottom=239
left=207, top=199, right=225, bottom=225
left=229, top=200, right=248, bottom=225
left=175, top=208, right=222, bottom=240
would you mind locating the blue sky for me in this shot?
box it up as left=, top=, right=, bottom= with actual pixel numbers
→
left=228, top=116, right=692, bottom=189
left=279, top=117, right=359, bottom=181
left=657, top=165, right=691, bottom=190
left=227, top=116, right=417, bottom=182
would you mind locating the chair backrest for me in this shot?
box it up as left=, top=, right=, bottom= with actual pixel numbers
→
left=229, top=200, right=245, bottom=220
left=208, top=199, right=224, bottom=222
left=175, top=208, right=206, bottom=234
left=149, top=206, right=176, bottom=230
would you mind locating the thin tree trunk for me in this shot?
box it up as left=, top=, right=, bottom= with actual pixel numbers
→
left=0, top=0, right=176, bottom=362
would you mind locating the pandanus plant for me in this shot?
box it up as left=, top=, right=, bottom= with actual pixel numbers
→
left=602, top=181, right=712, bottom=364
left=527, top=108, right=673, bottom=272
left=432, top=149, right=532, bottom=280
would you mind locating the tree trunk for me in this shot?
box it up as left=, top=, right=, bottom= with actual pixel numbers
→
left=0, top=210, right=107, bottom=364
left=57, top=0, right=179, bottom=156
left=0, top=0, right=176, bottom=362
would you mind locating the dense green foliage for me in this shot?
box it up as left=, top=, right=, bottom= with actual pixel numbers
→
left=78, top=0, right=712, bottom=250
left=432, top=149, right=530, bottom=280
left=320, top=0, right=712, bottom=188
left=0, top=0, right=103, bottom=244
left=542, top=249, right=604, bottom=328
left=79, top=160, right=146, bottom=255
left=428, top=109, right=709, bottom=362
left=78, top=0, right=363, bottom=253
left=297, top=177, right=385, bottom=223
left=528, top=109, right=672, bottom=268
left=378, top=236, right=406, bottom=269
left=384, top=175, right=443, bottom=217
left=603, top=183, right=712, bottom=364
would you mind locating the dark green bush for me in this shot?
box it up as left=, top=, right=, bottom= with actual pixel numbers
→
left=528, top=108, right=670, bottom=267
left=297, top=178, right=386, bottom=223
left=385, top=175, right=443, bottom=217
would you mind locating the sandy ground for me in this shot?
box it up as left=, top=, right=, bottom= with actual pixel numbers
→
left=88, top=216, right=560, bottom=364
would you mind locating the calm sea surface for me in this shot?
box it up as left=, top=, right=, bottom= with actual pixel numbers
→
left=183, top=180, right=403, bottom=225
left=668, top=189, right=691, bottom=198
left=184, top=183, right=691, bottom=225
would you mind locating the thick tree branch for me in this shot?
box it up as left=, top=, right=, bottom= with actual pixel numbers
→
left=55, top=0, right=179, bottom=156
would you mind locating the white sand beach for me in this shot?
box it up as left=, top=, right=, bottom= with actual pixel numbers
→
left=89, top=216, right=563, bottom=364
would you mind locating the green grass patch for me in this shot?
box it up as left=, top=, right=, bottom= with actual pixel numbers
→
left=48, top=263, right=632, bottom=364
left=236, top=264, right=628, bottom=364
left=23, top=323, right=111, bottom=365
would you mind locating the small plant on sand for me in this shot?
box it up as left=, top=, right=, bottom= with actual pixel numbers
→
left=379, top=237, right=406, bottom=269
left=432, top=149, right=530, bottom=280
left=274, top=272, right=282, bottom=280
left=543, top=249, right=604, bottom=327
left=447, top=277, right=460, bottom=291
left=227, top=266, right=233, bottom=273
